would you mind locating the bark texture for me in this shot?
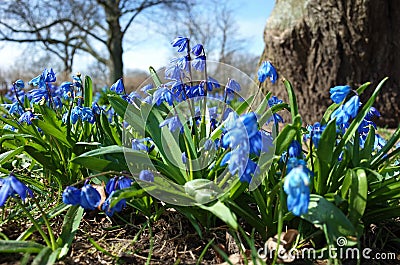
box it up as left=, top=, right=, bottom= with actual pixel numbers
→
left=261, top=0, right=400, bottom=127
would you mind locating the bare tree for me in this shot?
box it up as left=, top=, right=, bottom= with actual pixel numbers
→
left=164, top=0, right=245, bottom=65
left=0, top=0, right=188, bottom=84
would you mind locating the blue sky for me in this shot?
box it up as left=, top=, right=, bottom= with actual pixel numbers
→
left=124, top=0, right=275, bottom=71
left=0, top=1, right=275, bottom=73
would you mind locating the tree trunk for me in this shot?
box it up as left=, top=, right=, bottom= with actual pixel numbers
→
left=260, top=0, right=400, bottom=127
left=108, top=33, right=124, bottom=84
left=103, top=1, right=124, bottom=84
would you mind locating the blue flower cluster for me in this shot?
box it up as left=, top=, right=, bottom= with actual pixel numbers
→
left=62, top=176, right=132, bottom=216
left=329, top=84, right=384, bottom=150
left=2, top=69, right=104, bottom=131
left=221, top=112, right=273, bottom=183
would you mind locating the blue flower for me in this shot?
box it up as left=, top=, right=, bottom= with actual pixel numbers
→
left=182, top=152, right=187, bottom=164
left=139, top=170, right=154, bottom=182
left=171, top=36, right=189, bottom=52
left=159, top=115, right=182, bottom=132
left=0, top=173, right=34, bottom=207
left=241, top=159, right=260, bottom=183
left=14, top=79, right=25, bottom=89
left=60, top=82, right=74, bottom=99
left=305, top=122, right=326, bottom=148
left=268, top=96, right=283, bottom=107
left=331, top=105, right=350, bottom=126
left=257, top=61, right=278, bottom=84
left=102, top=191, right=126, bottom=216
left=106, top=176, right=132, bottom=194
left=189, top=83, right=208, bottom=98
left=153, top=86, right=175, bottom=106
left=286, top=157, right=308, bottom=173
left=43, top=68, right=56, bottom=83
left=30, top=88, right=49, bottom=103
left=70, top=106, right=81, bottom=124
left=288, top=140, right=302, bottom=158
left=3, top=124, right=17, bottom=132
left=207, top=77, right=220, bottom=91
left=28, top=74, right=45, bottom=89
left=366, top=106, right=380, bottom=120
left=91, top=102, right=102, bottom=115
left=132, top=138, right=149, bottom=152
left=330, top=85, right=350, bottom=104
left=358, top=119, right=376, bottom=135
left=239, top=112, right=259, bottom=138
left=62, top=186, right=81, bottom=206
left=19, top=110, right=35, bottom=125
left=284, top=164, right=311, bottom=216
left=192, top=55, right=206, bottom=71
left=8, top=102, right=24, bottom=115
left=249, top=131, right=274, bottom=156
left=374, top=134, right=386, bottom=151
left=191, top=44, right=204, bottom=56
left=225, top=79, right=241, bottom=94
left=110, top=78, right=124, bottom=94
left=80, top=184, right=101, bottom=210
left=165, top=64, right=184, bottom=81
left=81, top=107, right=95, bottom=124
left=221, top=151, right=259, bottom=183
left=343, top=95, right=360, bottom=118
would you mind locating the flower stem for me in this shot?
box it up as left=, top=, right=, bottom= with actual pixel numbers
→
left=33, top=197, right=57, bottom=250
left=15, top=199, right=52, bottom=248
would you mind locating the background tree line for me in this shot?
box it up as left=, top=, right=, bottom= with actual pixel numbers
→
left=0, top=0, right=259, bottom=89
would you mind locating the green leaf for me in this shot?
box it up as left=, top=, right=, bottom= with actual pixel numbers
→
left=370, top=125, right=400, bottom=168
left=347, top=169, right=368, bottom=226
left=149, top=66, right=162, bottom=87
left=57, top=206, right=84, bottom=259
left=84, top=76, right=93, bottom=108
left=71, top=156, right=127, bottom=172
left=255, top=91, right=272, bottom=115
left=199, top=200, right=238, bottom=229
left=0, top=240, right=45, bottom=253
left=32, top=119, right=72, bottom=148
left=314, top=119, right=336, bottom=194
left=23, top=145, right=59, bottom=171
left=0, top=146, right=24, bottom=165
left=108, top=94, right=128, bottom=118
left=100, top=112, right=118, bottom=145
left=283, top=79, right=299, bottom=122
left=274, top=115, right=301, bottom=155
left=302, top=195, right=357, bottom=244
left=32, top=247, right=52, bottom=265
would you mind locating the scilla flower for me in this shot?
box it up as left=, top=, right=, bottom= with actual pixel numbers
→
left=257, top=61, right=278, bottom=84
left=284, top=161, right=311, bottom=216
left=329, top=85, right=350, bottom=104
left=343, top=95, right=360, bottom=119
left=110, top=78, right=124, bottom=94
left=171, top=36, right=189, bottom=52
left=305, top=122, right=326, bottom=148
left=62, top=186, right=81, bottom=206
left=80, top=184, right=101, bottom=210
left=139, top=170, right=154, bottom=182
left=19, top=110, right=35, bottom=125
left=0, top=173, right=34, bottom=207
left=159, top=115, right=182, bottom=132
left=102, top=191, right=126, bottom=217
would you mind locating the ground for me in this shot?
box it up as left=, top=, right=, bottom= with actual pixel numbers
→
left=1, top=206, right=400, bottom=264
